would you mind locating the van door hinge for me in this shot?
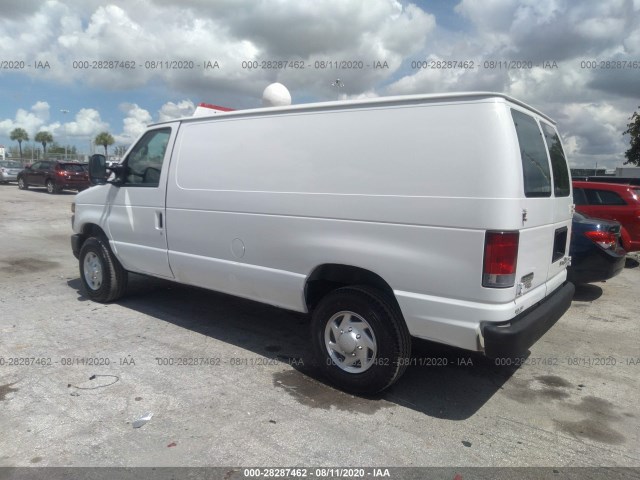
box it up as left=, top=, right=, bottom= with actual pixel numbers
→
left=570, top=204, right=576, bottom=215
left=521, top=209, right=528, bottom=225
left=559, top=256, right=571, bottom=267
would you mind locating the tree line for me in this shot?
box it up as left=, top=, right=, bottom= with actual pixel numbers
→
left=8, top=128, right=117, bottom=159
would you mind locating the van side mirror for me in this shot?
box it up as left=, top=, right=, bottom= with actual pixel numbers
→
left=88, top=154, right=108, bottom=185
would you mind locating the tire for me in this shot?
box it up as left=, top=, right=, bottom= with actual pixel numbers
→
left=310, top=285, right=411, bottom=394
left=46, top=179, right=60, bottom=194
left=78, top=236, right=128, bottom=302
left=18, top=177, right=28, bottom=190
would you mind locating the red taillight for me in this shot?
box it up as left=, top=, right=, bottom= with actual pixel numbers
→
left=483, top=231, right=519, bottom=288
left=584, top=231, right=616, bottom=250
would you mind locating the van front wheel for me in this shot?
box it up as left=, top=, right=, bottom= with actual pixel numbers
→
left=311, top=286, right=411, bottom=394
left=78, top=236, right=128, bottom=303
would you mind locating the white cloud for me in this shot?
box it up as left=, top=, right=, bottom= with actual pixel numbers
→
left=57, top=109, right=110, bottom=148
left=386, top=0, right=640, bottom=168
left=63, top=109, right=108, bottom=136
left=117, top=104, right=153, bottom=144
left=556, top=102, right=630, bottom=166
left=158, top=100, right=195, bottom=122
left=0, top=102, right=51, bottom=138
left=0, top=0, right=436, bottom=98
left=0, top=0, right=638, bottom=168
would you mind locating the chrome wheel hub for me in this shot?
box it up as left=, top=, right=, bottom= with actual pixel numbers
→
left=83, top=252, right=103, bottom=290
left=325, top=311, right=377, bottom=373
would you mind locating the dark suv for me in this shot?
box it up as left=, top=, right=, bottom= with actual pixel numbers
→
left=17, top=160, right=90, bottom=193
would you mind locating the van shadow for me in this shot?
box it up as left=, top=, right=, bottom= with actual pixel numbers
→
left=68, top=275, right=516, bottom=420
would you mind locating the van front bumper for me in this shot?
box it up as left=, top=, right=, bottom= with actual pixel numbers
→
left=481, top=281, right=575, bottom=358
left=71, top=234, right=84, bottom=259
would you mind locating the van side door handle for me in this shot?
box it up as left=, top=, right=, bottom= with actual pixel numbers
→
left=155, top=211, right=164, bottom=231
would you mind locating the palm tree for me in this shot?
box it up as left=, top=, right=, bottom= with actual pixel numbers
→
left=35, top=131, right=54, bottom=157
left=10, top=128, right=29, bottom=159
left=95, top=132, right=115, bottom=157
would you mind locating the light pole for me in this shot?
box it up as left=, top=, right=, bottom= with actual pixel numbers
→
left=60, top=109, right=69, bottom=160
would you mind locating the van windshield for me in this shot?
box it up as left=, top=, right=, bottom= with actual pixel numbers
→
left=511, top=109, right=552, bottom=198
left=541, top=123, right=570, bottom=197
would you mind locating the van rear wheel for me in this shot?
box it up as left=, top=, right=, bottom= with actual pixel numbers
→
left=310, top=286, right=411, bottom=394
left=79, top=236, right=128, bottom=302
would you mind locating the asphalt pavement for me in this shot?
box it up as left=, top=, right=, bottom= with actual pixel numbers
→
left=0, top=183, right=638, bottom=470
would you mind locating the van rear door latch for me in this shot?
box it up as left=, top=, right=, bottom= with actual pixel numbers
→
left=516, top=272, right=534, bottom=296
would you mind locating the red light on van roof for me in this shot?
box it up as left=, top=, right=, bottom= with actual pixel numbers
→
left=483, top=231, right=519, bottom=288
left=197, top=102, right=234, bottom=112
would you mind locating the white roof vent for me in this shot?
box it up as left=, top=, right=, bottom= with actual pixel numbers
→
left=262, top=83, right=292, bottom=107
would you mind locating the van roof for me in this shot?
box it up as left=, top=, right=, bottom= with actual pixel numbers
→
left=151, top=91, right=555, bottom=126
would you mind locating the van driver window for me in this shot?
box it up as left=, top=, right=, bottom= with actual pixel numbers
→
left=125, top=128, right=171, bottom=186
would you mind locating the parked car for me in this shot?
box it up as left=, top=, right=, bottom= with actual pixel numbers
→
left=573, top=180, right=640, bottom=252
left=0, top=160, right=23, bottom=183
left=568, top=212, right=626, bottom=284
left=17, top=160, right=90, bottom=193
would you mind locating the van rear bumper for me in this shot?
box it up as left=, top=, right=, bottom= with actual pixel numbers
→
left=481, top=281, right=575, bottom=358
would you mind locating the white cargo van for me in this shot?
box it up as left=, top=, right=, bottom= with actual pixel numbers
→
left=72, top=92, right=575, bottom=394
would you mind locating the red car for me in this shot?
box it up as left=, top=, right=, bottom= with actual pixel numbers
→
left=573, top=180, right=640, bottom=252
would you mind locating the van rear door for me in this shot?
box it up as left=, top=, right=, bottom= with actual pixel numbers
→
left=540, top=121, right=572, bottom=284
left=510, top=109, right=571, bottom=303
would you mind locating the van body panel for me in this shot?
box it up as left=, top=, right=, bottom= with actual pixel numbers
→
left=172, top=102, right=521, bottom=199
left=167, top=250, right=307, bottom=311
left=165, top=208, right=502, bottom=308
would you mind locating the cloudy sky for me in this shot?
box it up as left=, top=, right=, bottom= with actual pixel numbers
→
left=0, top=0, right=639, bottom=168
